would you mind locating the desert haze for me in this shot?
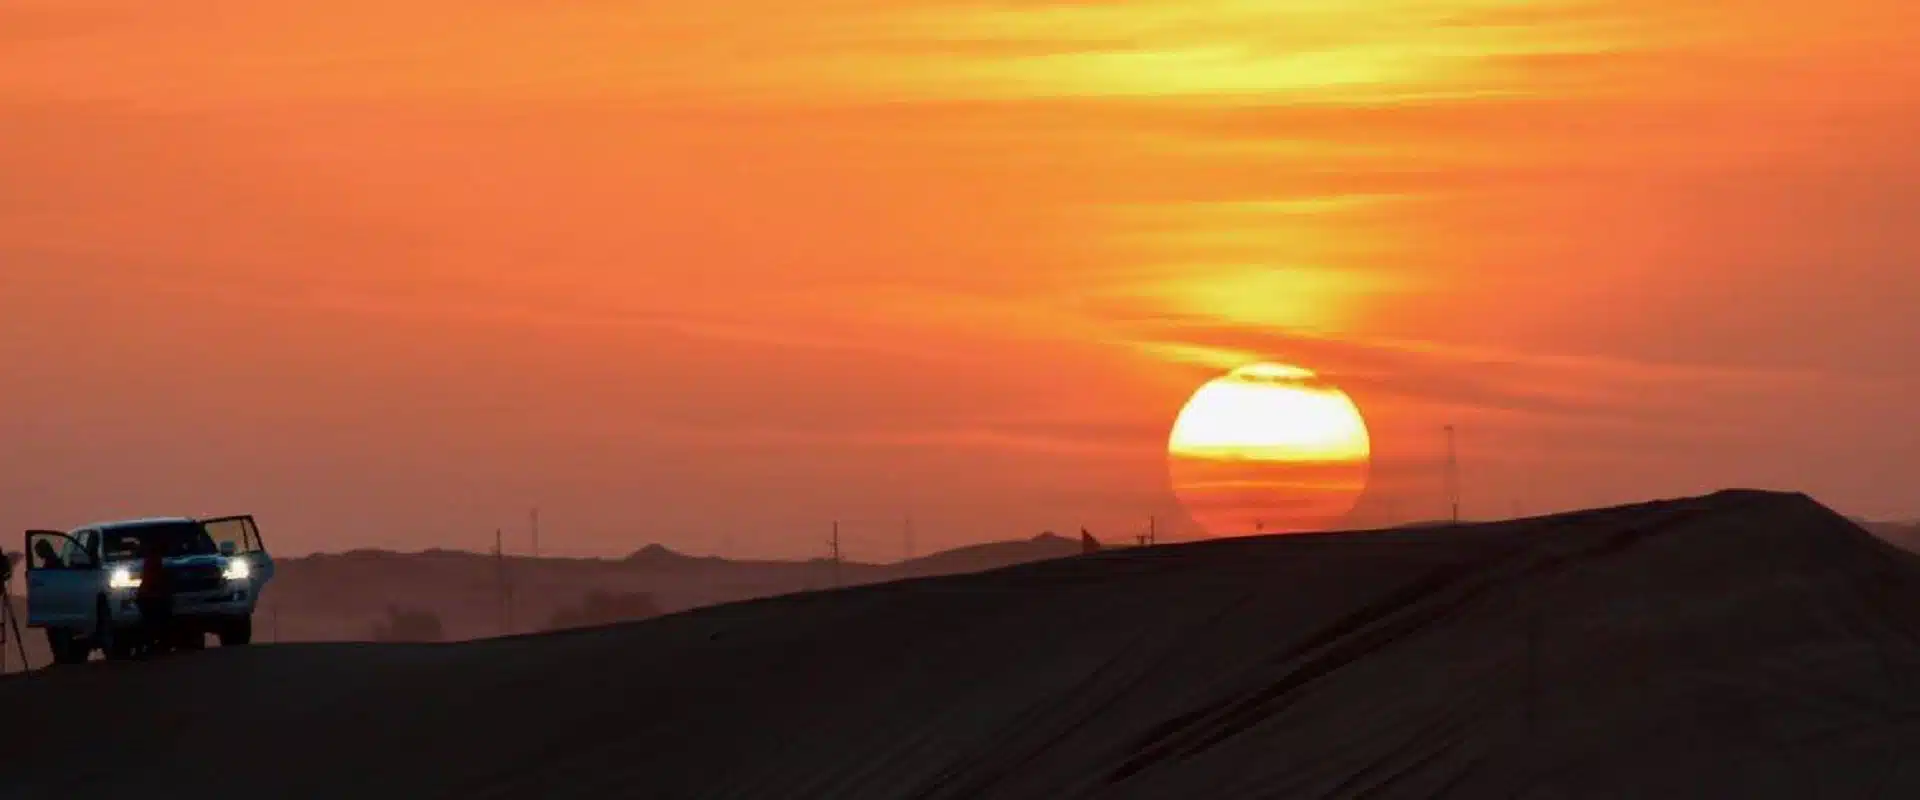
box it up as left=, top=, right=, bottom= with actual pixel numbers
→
left=2, top=530, right=1087, bottom=667
left=6, top=490, right=1920, bottom=798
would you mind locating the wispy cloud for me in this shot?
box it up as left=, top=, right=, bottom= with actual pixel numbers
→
left=1122, top=317, right=1837, bottom=425
left=0, top=0, right=1697, bottom=108
left=4, top=255, right=965, bottom=363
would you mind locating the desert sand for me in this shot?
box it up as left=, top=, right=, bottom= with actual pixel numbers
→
left=3, top=489, right=1918, bottom=798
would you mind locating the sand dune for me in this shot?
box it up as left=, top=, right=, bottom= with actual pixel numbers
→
left=4, top=490, right=1919, bottom=799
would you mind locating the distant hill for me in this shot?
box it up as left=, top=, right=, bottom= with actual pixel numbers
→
left=229, top=531, right=1095, bottom=646
left=623, top=543, right=723, bottom=565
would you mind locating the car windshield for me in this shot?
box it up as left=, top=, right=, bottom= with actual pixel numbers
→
left=102, top=522, right=218, bottom=561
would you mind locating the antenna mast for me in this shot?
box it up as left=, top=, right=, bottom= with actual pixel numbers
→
left=1445, top=424, right=1461, bottom=524
left=830, top=521, right=842, bottom=589
left=494, top=529, right=512, bottom=636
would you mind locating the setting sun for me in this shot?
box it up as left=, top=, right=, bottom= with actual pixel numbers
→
left=1168, top=363, right=1373, bottom=537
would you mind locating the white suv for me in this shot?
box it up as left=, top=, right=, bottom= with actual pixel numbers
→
left=23, top=515, right=277, bottom=663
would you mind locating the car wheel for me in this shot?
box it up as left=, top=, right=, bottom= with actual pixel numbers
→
left=219, top=617, right=253, bottom=647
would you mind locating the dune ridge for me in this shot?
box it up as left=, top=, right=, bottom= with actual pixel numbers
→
left=4, top=489, right=1918, bottom=799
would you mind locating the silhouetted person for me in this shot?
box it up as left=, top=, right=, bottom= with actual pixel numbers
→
left=33, top=539, right=62, bottom=569
left=136, top=539, right=173, bottom=655
left=1080, top=528, right=1102, bottom=555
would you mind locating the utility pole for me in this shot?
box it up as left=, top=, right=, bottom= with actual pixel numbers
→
left=1148, top=515, right=1157, bottom=546
left=830, top=521, right=842, bottom=589
left=494, top=529, right=511, bottom=636
left=1445, top=424, right=1461, bottom=525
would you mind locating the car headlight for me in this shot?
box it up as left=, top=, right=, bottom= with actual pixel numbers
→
left=223, top=559, right=251, bottom=581
left=109, top=567, right=141, bottom=590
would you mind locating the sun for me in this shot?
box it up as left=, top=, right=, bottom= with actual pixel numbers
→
left=1167, top=362, right=1373, bottom=537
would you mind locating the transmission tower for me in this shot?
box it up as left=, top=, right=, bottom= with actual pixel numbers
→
left=1135, top=515, right=1158, bottom=547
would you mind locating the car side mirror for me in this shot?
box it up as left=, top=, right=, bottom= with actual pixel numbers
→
left=219, top=541, right=237, bottom=556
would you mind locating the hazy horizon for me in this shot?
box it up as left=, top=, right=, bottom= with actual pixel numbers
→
left=4, top=0, right=1916, bottom=560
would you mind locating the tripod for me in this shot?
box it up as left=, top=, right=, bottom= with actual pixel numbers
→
left=1, top=553, right=30, bottom=674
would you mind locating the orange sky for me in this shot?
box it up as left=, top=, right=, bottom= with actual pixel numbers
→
left=3, top=0, right=1916, bottom=558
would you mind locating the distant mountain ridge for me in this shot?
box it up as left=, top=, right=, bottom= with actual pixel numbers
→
left=243, top=530, right=1091, bottom=645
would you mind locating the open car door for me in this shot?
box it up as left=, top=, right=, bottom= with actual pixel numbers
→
left=201, top=515, right=275, bottom=587
left=23, top=530, right=95, bottom=627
